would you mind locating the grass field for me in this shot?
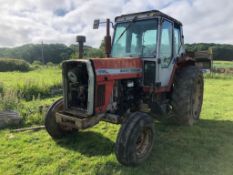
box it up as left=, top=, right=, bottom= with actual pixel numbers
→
left=0, top=66, right=61, bottom=90
left=213, top=60, right=233, bottom=68
left=0, top=64, right=233, bottom=175
left=0, top=67, right=62, bottom=100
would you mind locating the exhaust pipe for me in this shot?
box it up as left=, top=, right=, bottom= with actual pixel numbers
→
left=76, top=35, right=86, bottom=59
left=105, top=19, right=111, bottom=57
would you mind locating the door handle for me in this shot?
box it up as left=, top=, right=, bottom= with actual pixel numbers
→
left=157, top=58, right=161, bottom=64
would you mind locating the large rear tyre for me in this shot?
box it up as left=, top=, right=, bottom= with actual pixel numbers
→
left=115, top=112, right=155, bottom=166
left=45, top=98, right=76, bottom=139
left=171, top=65, right=204, bottom=125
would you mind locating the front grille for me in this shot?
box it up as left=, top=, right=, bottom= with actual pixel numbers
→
left=63, top=61, right=89, bottom=111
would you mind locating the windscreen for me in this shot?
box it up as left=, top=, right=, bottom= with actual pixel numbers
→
left=111, top=19, right=158, bottom=58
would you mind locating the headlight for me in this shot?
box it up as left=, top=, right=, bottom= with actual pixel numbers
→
left=67, top=69, right=78, bottom=83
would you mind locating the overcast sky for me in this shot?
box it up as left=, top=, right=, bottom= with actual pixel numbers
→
left=0, top=0, right=232, bottom=48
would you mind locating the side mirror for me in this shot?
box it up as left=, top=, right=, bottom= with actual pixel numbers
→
left=93, top=19, right=100, bottom=29
left=92, top=18, right=112, bottom=57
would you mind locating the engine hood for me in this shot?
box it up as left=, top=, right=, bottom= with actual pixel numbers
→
left=90, top=57, right=143, bottom=81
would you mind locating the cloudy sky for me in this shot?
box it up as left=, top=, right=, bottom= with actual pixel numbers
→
left=0, top=0, right=232, bottom=48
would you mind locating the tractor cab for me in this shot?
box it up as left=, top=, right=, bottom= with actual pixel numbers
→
left=95, top=10, right=186, bottom=88
left=114, top=11, right=185, bottom=87
left=112, top=10, right=185, bottom=58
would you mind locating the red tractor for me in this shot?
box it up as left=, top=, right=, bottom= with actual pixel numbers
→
left=45, top=10, right=204, bottom=166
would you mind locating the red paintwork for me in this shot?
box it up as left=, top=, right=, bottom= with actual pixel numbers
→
left=92, top=57, right=142, bottom=69
left=92, top=57, right=142, bottom=81
left=91, top=57, right=142, bottom=113
left=90, top=57, right=179, bottom=113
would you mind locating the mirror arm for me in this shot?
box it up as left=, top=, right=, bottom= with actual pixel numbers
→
left=93, top=19, right=113, bottom=57
left=99, top=21, right=114, bottom=28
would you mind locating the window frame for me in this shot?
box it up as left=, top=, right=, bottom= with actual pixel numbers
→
left=159, top=18, right=174, bottom=68
left=173, top=23, right=182, bottom=57
left=111, top=18, right=159, bottom=58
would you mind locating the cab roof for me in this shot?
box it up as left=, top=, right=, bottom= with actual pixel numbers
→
left=115, top=10, right=182, bottom=26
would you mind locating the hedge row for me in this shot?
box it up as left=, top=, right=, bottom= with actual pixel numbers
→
left=0, top=58, right=30, bottom=72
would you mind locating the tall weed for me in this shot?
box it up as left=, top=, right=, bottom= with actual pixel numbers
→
left=0, top=90, right=19, bottom=111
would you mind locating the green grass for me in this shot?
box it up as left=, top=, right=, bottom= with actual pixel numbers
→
left=19, top=96, right=61, bottom=126
left=0, top=67, right=62, bottom=100
left=0, top=66, right=61, bottom=89
left=204, top=72, right=233, bottom=79
left=0, top=68, right=233, bottom=174
left=0, top=67, right=62, bottom=126
left=213, top=60, right=233, bottom=68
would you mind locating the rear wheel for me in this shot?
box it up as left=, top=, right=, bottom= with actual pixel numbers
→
left=45, top=98, right=76, bottom=139
left=115, top=112, right=155, bottom=166
left=171, top=65, right=204, bottom=125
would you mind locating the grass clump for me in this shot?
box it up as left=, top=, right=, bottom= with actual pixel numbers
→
left=0, top=82, right=3, bottom=94
left=46, top=62, right=55, bottom=67
left=0, top=90, right=19, bottom=111
left=0, top=58, right=31, bottom=72
left=18, top=96, right=60, bottom=125
left=16, top=80, right=62, bottom=100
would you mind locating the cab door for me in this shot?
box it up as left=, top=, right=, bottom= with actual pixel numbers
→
left=157, top=19, right=174, bottom=87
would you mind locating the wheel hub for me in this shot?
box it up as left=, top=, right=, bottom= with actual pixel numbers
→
left=136, top=128, right=153, bottom=158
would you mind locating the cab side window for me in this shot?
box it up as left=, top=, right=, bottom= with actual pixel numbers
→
left=160, top=20, right=173, bottom=68
left=174, top=25, right=182, bottom=56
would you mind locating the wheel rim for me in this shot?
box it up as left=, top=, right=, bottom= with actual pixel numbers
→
left=135, top=127, right=153, bottom=158
left=192, top=76, right=203, bottom=120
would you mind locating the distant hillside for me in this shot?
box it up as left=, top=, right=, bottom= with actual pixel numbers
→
left=0, top=43, right=104, bottom=64
left=0, top=44, right=73, bottom=64
left=0, top=43, right=232, bottom=63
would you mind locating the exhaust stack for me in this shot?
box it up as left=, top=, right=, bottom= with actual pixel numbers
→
left=105, top=19, right=111, bottom=57
left=76, top=35, right=86, bottom=59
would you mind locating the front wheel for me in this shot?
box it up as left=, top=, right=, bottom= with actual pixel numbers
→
left=45, top=98, right=77, bottom=139
left=115, top=112, right=155, bottom=166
